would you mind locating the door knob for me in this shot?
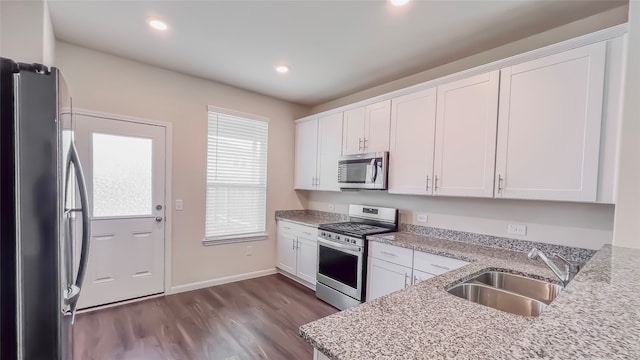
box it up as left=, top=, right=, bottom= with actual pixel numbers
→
left=155, top=216, right=163, bottom=222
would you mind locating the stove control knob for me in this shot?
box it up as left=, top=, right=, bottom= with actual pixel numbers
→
left=335, top=235, right=341, bottom=241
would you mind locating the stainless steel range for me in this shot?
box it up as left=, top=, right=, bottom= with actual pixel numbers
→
left=316, top=205, right=398, bottom=310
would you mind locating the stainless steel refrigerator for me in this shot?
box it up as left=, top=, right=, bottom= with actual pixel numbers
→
left=1, top=58, right=90, bottom=360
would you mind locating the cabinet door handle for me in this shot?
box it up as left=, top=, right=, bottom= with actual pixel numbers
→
left=431, top=264, right=450, bottom=271
left=363, top=138, right=368, bottom=151
left=404, top=273, right=410, bottom=288
left=434, top=175, right=439, bottom=192
left=413, top=275, right=419, bottom=285
left=358, top=138, right=363, bottom=151
left=380, top=251, right=398, bottom=258
left=497, top=174, right=504, bottom=194
left=292, top=238, right=296, bottom=250
left=426, top=176, right=430, bottom=191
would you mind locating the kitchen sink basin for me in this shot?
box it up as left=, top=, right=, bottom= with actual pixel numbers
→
left=470, top=271, right=562, bottom=305
left=446, top=271, right=563, bottom=317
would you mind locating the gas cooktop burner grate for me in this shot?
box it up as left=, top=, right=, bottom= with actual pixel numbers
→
left=319, top=222, right=392, bottom=237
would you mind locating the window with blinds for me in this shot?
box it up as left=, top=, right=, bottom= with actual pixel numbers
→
left=205, top=108, right=268, bottom=243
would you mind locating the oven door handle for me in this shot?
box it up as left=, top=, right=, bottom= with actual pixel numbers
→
left=317, top=238, right=362, bottom=254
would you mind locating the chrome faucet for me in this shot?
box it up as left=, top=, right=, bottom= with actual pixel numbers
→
left=527, top=248, right=580, bottom=287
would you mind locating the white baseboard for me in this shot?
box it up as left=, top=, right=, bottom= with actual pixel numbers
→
left=77, top=293, right=165, bottom=314
left=169, top=268, right=277, bottom=295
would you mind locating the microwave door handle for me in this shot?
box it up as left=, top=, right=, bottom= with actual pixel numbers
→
left=370, top=158, right=378, bottom=183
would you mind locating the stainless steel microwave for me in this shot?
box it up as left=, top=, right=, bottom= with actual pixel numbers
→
left=338, top=152, right=389, bottom=190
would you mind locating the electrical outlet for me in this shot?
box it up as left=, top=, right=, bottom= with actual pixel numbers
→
left=246, top=246, right=253, bottom=256
left=328, top=204, right=335, bottom=212
left=175, top=199, right=184, bottom=211
left=416, top=213, right=428, bottom=224
left=508, top=224, right=527, bottom=236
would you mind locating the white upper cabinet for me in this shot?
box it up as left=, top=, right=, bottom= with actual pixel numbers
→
left=294, top=119, right=318, bottom=190
left=343, top=100, right=391, bottom=155
left=495, top=42, right=606, bottom=202
left=388, top=88, right=437, bottom=195
left=433, top=71, right=500, bottom=198
left=364, top=100, right=392, bottom=153
left=342, top=107, right=366, bottom=155
left=316, top=113, right=344, bottom=191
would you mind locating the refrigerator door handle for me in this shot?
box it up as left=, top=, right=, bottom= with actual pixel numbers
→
left=63, top=141, right=90, bottom=321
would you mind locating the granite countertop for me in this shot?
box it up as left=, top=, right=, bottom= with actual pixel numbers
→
left=275, top=210, right=347, bottom=227
left=300, top=232, right=640, bottom=359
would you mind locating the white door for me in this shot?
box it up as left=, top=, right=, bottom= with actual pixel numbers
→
left=433, top=71, right=499, bottom=198
left=277, top=231, right=297, bottom=275
left=412, top=269, right=435, bottom=285
left=366, top=257, right=411, bottom=301
left=74, top=114, right=166, bottom=309
left=389, top=88, right=437, bottom=195
left=342, top=107, right=366, bottom=155
left=294, top=119, right=318, bottom=190
left=364, top=100, right=391, bottom=153
left=316, top=113, right=343, bottom=191
left=495, top=42, right=606, bottom=202
left=296, top=235, right=318, bottom=285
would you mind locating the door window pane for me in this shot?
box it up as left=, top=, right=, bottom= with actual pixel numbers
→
left=92, top=133, right=152, bottom=217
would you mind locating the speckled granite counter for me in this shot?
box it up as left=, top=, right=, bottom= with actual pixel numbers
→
left=300, top=232, right=640, bottom=359
left=275, top=210, right=348, bottom=227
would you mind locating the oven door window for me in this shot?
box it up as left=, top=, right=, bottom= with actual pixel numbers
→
left=318, top=244, right=359, bottom=289
left=340, top=158, right=372, bottom=184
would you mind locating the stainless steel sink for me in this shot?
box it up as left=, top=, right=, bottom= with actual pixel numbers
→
left=446, top=271, right=563, bottom=317
left=470, top=271, right=562, bottom=305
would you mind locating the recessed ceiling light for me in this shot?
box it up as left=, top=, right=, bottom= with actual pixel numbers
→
left=275, top=65, right=289, bottom=74
left=389, top=0, right=410, bottom=6
left=148, top=19, right=168, bottom=31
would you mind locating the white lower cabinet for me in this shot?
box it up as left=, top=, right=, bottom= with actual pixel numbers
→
left=277, top=231, right=297, bottom=275
left=367, top=257, right=412, bottom=301
left=295, top=235, right=318, bottom=284
left=314, top=349, right=331, bottom=360
left=411, top=269, right=435, bottom=285
left=276, top=220, right=318, bottom=287
left=366, top=242, right=469, bottom=301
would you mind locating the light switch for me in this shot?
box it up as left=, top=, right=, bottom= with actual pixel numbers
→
left=175, top=199, right=184, bottom=211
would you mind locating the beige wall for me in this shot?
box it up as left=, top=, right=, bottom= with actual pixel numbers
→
left=55, top=41, right=309, bottom=287
left=300, top=6, right=629, bottom=251
left=0, top=0, right=55, bottom=66
left=613, top=1, right=640, bottom=249
left=300, top=192, right=614, bottom=250
left=310, top=5, right=629, bottom=114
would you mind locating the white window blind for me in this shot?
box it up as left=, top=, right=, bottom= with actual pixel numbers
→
left=205, top=109, right=268, bottom=242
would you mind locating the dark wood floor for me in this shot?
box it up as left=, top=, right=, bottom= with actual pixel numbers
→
left=74, top=274, right=338, bottom=360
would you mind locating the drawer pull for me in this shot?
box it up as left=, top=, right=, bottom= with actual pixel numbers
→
left=380, top=251, right=398, bottom=258
left=431, top=264, right=450, bottom=270
left=303, top=232, right=313, bottom=236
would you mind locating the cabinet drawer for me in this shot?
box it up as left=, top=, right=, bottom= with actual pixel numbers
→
left=413, top=251, right=469, bottom=275
left=297, top=225, right=318, bottom=239
left=369, top=242, right=413, bottom=267
left=277, top=220, right=318, bottom=239
left=278, top=220, right=298, bottom=234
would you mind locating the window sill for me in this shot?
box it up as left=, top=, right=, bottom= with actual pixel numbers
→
left=202, top=233, right=269, bottom=246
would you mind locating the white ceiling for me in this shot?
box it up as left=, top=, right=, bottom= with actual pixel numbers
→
left=48, top=0, right=626, bottom=106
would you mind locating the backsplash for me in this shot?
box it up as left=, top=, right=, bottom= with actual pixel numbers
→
left=400, top=223, right=596, bottom=264
left=274, top=209, right=349, bottom=222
